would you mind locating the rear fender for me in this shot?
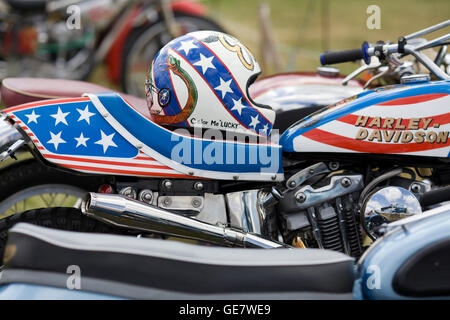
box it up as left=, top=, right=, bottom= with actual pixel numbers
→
left=3, top=95, right=282, bottom=180
left=1, top=97, right=171, bottom=178
left=105, top=0, right=207, bottom=84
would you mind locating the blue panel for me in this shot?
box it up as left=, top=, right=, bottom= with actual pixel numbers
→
left=96, top=93, right=282, bottom=175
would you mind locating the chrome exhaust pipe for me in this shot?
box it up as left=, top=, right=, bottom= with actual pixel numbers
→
left=81, top=193, right=285, bottom=248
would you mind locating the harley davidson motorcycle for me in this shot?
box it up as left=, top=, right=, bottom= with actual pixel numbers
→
left=0, top=45, right=440, bottom=218
left=0, top=21, right=449, bottom=262
left=0, top=70, right=365, bottom=217
left=0, top=201, right=449, bottom=299
left=0, top=0, right=223, bottom=93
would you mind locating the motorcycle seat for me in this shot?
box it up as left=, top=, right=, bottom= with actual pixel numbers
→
left=0, top=77, right=150, bottom=118
left=1, top=223, right=355, bottom=299
left=5, top=0, right=47, bottom=11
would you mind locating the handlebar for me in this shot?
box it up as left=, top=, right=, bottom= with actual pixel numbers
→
left=319, top=25, right=450, bottom=81
left=320, top=42, right=370, bottom=65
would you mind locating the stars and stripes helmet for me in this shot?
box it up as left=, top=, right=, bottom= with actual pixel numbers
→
left=145, top=30, right=275, bottom=136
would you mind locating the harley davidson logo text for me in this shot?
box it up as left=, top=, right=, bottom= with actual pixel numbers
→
left=353, top=116, right=449, bottom=144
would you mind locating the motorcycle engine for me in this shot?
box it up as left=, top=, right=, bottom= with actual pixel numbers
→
left=276, top=163, right=433, bottom=257
left=278, top=172, right=365, bottom=257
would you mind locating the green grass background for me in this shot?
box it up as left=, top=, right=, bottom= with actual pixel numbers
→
left=203, top=0, right=449, bottom=74
left=88, top=0, right=449, bottom=87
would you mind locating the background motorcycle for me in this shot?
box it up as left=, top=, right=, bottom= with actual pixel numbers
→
left=0, top=21, right=449, bottom=259
left=0, top=0, right=223, bottom=94
left=0, top=201, right=449, bottom=299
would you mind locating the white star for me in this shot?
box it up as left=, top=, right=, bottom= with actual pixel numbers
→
left=47, top=131, right=66, bottom=151
left=77, top=105, right=95, bottom=125
left=230, top=97, right=246, bottom=116
left=249, top=115, right=260, bottom=129
left=260, top=124, right=269, bottom=134
left=95, top=130, right=117, bottom=153
left=25, top=110, right=40, bottom=124
left=50, top=107, right=70, bottom=126
left=178, top=40, right=197, bottom=55
left=193, top=54, right=215, bottom=74
left=74, top=132, right=89, bottom=148
left=214, top=78, right=233, bottom=99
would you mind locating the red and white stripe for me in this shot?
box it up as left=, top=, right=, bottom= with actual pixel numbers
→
left=8, top=114, right=195, bottom=179
left=293, top=93, right=450, bottom=157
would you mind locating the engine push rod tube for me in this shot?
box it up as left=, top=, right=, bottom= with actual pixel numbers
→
left=81, top=193, right=286, bottom=249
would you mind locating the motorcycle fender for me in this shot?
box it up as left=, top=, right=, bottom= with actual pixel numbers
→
left=3, top=94, right=282, bottom=181
left=105, top=6, right=143, bottom=84
left=1, top=97, right=190, bottom=178
left=357, top=203, right=450, bottom=299
left=170, top=0, right=207, bottom=17
left=105, top=0, right=207, bottom=84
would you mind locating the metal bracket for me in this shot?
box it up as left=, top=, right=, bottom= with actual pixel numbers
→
left=0, top=139, right=26, bottom=162
left=285, top=162, right=331, bottom=190
left=158, top=195, right=204, bottom=213
left=294, top=175, right=364, bottom=210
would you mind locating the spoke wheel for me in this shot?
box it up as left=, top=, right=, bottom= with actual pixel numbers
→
left=121, top=14, right=224, bottom=97
left=0, top=184, right=86, bottom=217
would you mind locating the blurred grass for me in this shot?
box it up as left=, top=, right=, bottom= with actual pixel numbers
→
left=200, top=0, right=450, bottom=75
left=88, top=0, right=449, bottom=85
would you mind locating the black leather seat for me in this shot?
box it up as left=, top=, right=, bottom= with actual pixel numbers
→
left=1, top=223, right=355, bottom=299
left=5, top=0, right=47, bottom=11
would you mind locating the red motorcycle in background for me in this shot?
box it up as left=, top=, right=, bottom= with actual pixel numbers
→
left=0, top=0, right=224, bottom=95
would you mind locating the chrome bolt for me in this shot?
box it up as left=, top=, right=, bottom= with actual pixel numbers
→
left=191, top=198, right=202, bottom=208
left=309, top=169, right=315, bottom=174
left=296, top=192, right=307, bottom=203
left=139, top=189, right=153, bottom=203
left=162, top=197, right=172, bottom=206
left=119, top=187, right=137, bottom=199
left=289, top=181, right=296, bottom=188
left=329, top=162, right=339, bottom=170
left=162, top=180, right=172, bottom=190
left=411, top=183, right=422, bottom=193
left=194, top=182, right=204, bottom=191
left=341, top=177, right=352, bottom=188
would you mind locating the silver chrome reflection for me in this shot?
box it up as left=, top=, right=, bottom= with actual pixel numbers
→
left=226, top=190, right=267, bottom=234
left=81, top=193, right=285, bottom=248
left=0, top=119, right=22, bottom=150
left=362, top=186, right=422, bottom=240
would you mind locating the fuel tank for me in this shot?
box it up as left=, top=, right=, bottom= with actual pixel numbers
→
left=280, top=80, right=450, bottom=164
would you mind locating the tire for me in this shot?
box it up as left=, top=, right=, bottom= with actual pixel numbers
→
left=0, top=207, right=129, bottom=260
left=120, top=13, right=225, bottom=97
left=0, top=159, right=104, bottom=216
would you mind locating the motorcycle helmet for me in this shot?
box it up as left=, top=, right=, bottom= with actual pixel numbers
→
left=145, top=30, right=275, bottom=136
